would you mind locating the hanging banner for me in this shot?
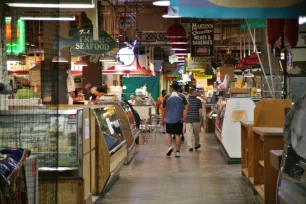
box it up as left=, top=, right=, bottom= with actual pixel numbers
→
left=169, top=0, right=306, bottom=18
left=191, top=22, right=214, bottom=57
left=58, top=24, right=116, bottom=57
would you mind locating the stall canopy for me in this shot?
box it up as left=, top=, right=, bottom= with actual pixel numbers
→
left=169, top=0, right=306, bottom=18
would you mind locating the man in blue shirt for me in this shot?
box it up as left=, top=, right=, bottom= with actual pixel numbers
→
left=186, top=88, right=203, bottom=151
left=161, top=82, right=189, bottom=157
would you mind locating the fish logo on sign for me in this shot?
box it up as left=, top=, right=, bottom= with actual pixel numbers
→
left=58, top=24, right=117, bottom=61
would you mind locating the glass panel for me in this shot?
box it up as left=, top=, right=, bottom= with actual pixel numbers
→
left=120, top=101, right=136, bottom=129
left=94, top=106, right=125, bottom=152
left=0, top=112, right=78, bottom=168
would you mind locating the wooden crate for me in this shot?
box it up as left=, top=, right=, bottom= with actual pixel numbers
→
left=240, top=121, right=254, bottom=185
left=252, top=127, right=284, bottom=204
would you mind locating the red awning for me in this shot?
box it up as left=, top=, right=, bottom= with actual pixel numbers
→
left=102, top=63, right=153, bottom=76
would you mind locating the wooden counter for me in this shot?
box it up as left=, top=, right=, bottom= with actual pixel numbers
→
left=240, top=121, right=254, bottom=185
left=252, top=127, right=284, bottom=204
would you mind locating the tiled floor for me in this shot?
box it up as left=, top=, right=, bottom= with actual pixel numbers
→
left=97, top=131, right=256, bottom=204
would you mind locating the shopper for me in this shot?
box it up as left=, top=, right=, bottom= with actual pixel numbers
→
left=15, top=79, right=40, bottom=99
left=95, top=86, right=106, bottom=101
left=89, top=87, right=97, bottom=101
left=156, top=90, right=167, bottom=133
left=156, top=90, right=167, bottom=116
left=128, top=95, right=136, bottom=105
left=161, top=81, right=189, bottom=157
left=186, top=88, right=203, bottom=151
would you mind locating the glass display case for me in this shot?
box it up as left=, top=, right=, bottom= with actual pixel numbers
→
left=0, top=109, right=83, bottom=170
left=93, top=105, right=126, bottom=153
left=120, top=101, right=140, bottom=139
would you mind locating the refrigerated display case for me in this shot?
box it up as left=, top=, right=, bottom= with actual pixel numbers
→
left=0, top=107, right=84, bottom=204
left=100, top=101, right=140, bottom=164
left=91, top=105, right=127, bottom=194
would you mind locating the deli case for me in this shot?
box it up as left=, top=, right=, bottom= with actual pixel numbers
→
left=101, top=101, right=140, bottom=163
left=0, top=108, right=84, bottom=204
left=0, top=104, right=129, bottom=203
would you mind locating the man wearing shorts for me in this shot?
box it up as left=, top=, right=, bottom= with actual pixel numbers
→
left=161, top=82, right=189, bottom=157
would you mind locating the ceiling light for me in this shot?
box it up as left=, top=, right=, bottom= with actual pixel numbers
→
left=244, top=70, right=254, bottom=78
left=163, top=14, right=181, bottom=18
left=171, top=48, right=187, bottom=51
left=52, top=52, right=68, bottom=63
left=74, top=57, right=87, bottom=66
left=153, top=0, right=170, bottom=6
left=20, top=16, right=76, bottom=21
left=169, top=42, right=188, bottom=45
left=7, top=3, right=95, bottom=9
left=299, top=17, right=306, bottom=25
left=100, top=55, right=116, bottom=62
left=175, top=53, right=188, bottom=56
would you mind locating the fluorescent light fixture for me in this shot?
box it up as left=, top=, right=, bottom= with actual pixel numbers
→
left=169, top=42, right=188, bottom=45
left=5, top=17, right=12, bottom=20
left=7, top=3, right=95, bottom=8
left=163, top=14, right=181, bottom=18
left=20, top=16, right=76, bottom=21
left=171, top=48, right=187, bottom=51
left=153, top=0, right=170, bottom=6
left=299, top=17, right=306, bottom=25
left=176, top=53, right=188, bottom=56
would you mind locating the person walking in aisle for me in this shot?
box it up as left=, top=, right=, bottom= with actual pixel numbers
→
left=156, top=90, right=167, bottom=133
left=161, top=82, right=189, bottom=157
left=156, top=90, right=167, bottom=116
left=186, top=88, right=203, bottom=151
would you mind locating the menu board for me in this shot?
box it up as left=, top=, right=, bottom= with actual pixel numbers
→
left=191, top=23, right=214, bottom=57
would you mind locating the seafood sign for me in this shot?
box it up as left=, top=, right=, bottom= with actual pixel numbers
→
left=190, top=23, right=214, bottom=57
left=170, top=0, right=306, bottom=18
left=58, top=25, right=116, bottom=57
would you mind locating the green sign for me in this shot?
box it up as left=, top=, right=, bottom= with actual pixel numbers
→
left=59, top=25, right=116, bottom=57
left=5, top=18, right=26, bottom=55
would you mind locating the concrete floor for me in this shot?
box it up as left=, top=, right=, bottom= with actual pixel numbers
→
left=97, top=131, right=256, bottom=204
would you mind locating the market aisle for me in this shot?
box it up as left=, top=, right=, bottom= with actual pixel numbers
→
left=97, top=132, right=255, bottom=204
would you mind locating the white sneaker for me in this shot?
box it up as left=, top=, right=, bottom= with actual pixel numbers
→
left=166, top=146, right=173, bottom=156
left=175, top=151, right=180, bottom=157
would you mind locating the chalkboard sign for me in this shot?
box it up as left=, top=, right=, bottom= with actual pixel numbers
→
left=191, top=23, right=214, bottom=57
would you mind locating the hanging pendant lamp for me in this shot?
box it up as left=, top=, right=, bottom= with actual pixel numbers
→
left=244, top=69, right=254, bottom=78
left=153, top=0, right=170, bottom=6
left=52, top=52, right=68, bottom=63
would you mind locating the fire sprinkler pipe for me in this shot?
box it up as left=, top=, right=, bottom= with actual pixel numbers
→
left=245, top=19, right=274, bottom=98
